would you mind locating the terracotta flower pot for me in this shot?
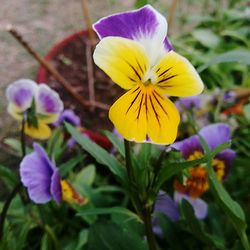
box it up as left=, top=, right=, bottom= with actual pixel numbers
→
left=36, top=30, right=118, bottom=150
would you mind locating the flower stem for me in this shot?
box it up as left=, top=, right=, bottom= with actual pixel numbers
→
left=0, top=117, right=26, bottom=240
left=124, top=139, right=134, bottom=182
left=142, top=207, right=158, bottom=250
left=124, top=140, right=157, bottom=250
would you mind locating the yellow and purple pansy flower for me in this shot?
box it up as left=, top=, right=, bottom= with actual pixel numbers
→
left=20, top=143, right=87, bottom=205
left=6, top=79, right=63, bottom=140
left=93, top=5, right=204, bottom=144
left=172, top=123, right=236, bottom=198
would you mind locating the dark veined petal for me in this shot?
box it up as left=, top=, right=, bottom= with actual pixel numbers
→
left=93, top=36, right=149, bottom=90
left=109, top=83, right=180, bottom=145
left=153, top=51, right=204, bottom=97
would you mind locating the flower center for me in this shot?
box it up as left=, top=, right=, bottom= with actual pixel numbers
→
left=175, top=151, right=226, bottom=198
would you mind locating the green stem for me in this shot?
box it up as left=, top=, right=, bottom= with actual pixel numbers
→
left=44, top=224, right=60, bottom=250
left=240, top=231, right=250, bottom=250
left=124, top=139, right=134, bottom=182
left=142, top=207, right=158, bottom=250
left=0, top=117, right=26, bottom=240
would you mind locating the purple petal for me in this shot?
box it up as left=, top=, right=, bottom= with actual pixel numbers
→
left=174, top=192, right=208, bottom=219
left=223, top=91, right=236, bottom=103
left=152, top=191, right=179, bottom=237
left=54, top=109, right=81, bottom=127
left=6, top=79, right=37, bottom=110
left=93, top=5, right=171, bottom=65
left=154, top=191, right=180, bottom=221
left=199, top=123, right=231, bottom=150
left=175, top=95, right=202, bottom=112
left=36, top=84, right=63, bottom=114
left=20, top=144, right=54, bottom=203
left=50, top=169, right=62, bottom=204
left=216, top=149, right=236, bottom=180
left=172, top=135, right=203, bottom=159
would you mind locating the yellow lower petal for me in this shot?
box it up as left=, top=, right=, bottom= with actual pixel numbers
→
left=60, top=180, right=87, bottom=205
left=109, top=84, right=180, bottom=145
left=24, top=121, right=51, bottom=140
left=153, top=51, right=204, bottom=97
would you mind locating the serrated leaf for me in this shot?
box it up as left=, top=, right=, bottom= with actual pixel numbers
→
left=65, top=123, right=127, bottom=183
left=103, top=130, right=125, bottom=157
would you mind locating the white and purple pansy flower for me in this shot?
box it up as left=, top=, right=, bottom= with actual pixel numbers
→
left=152, top=190, right=207, bottom=237
left=172, top=123, right=236, bottom=198
left=20, top=143, right=87, bottom=205
left=93, top=5, right=204, bottom=145
left=6, top=79, right=63, bottom=140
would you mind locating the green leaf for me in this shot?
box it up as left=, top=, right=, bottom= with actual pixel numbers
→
left=0, top=164, right=18, bottom=187
left=74, top=164, right=96, bottom=186
left=75, top=229, right=88, bottom=250
left=192, top=29, right=220, bottom=48
left=59, top=155, right=85, bottom=177
left=200, top=138, right=250, bottom=249
left=87, top=221, right=148, bottom=250
left=77, top=206, right=141, bottom=222
left=4, top=138, right=32, bottom=157
left=198, top=50, right=250, bottom=72
left=65, top=123, right=127, bottom=183
left=103, top=130, right=125, bottom=157
left=181, top=200, right=225, bottom=249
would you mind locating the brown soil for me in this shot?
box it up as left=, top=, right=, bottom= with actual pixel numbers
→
left=45, top=34, right=124, bottom=132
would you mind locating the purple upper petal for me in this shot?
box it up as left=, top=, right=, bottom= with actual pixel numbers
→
left=54, top=109, right=81, bottom=127
left=199, top=123, right=231, bottom=150
left=216, top=148, right=236, bottom=180
left=172, top=135, right=203, bottom=159
left=174, top=192, right=208, bottom=219
left=6, top=79, right=37, bottom=111
left=36, top=84, right=63, bottom=115
left=93, top=5, right=172, bottom=65
left=20, top=143, right=61, bottom=204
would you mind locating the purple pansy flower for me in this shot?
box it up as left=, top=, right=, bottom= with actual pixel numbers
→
left=20, top=143, right=87, bottom=205
left=20, top=143, right=62, bottom=204
left=54, top=109, right=81, bottom=127
left=172, top=123, right=236, bottom=198
left=153, top=190, right=207, bottom=237
left=6, top=79, right=63, bottom=139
